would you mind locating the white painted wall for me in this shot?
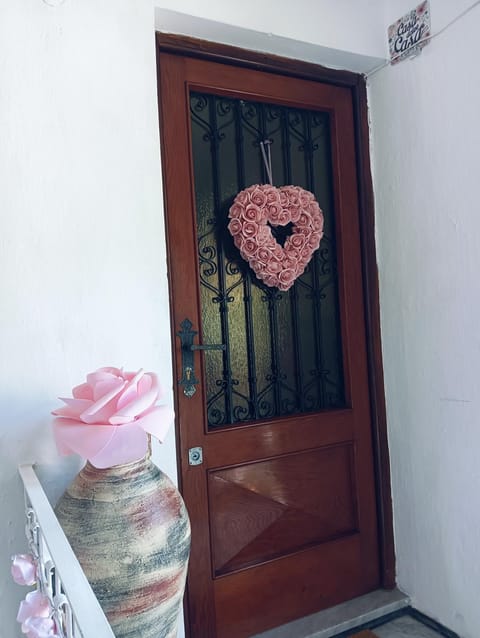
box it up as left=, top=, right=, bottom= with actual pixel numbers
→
left=0, top=1, right=175, bottom=635
left=368, top=1, right=480, bottom=637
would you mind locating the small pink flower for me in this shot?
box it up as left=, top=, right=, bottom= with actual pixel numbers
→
left=23, top=617, right=58, bottom=638
left=278, top=268, right=297, bottom=290
left=243, top=204, right=264, bottom=223
left=289, top=206, right=302, bottom=223
left=241, top=221, right=259, bottom=239
left=296, top=212, right=310, bottom=227
left=228, top=218, right=243, bottom=236
left=277, top=211, right=291, bottom=226
left=288, top=234, right=306, bottom=250
left=236, top=190, right=251, bottom=206
left=265, top=187, right=281, bottom=205
left=228, top=202, right=244, bottom=219
left=240, top=238, right=257, bottom=258
left=266, top=259, right=283, bottom=275
left=256, top=247, right=272, bottom=263
left=17, top=591, right=51, bottom=626
left=250, top=187, right=267, bottom=207
left=11, top=555, right=36, bottom=586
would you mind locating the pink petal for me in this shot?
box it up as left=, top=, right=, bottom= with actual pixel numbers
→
left=116, top=369, right=146, bottom=410
left=23, top=616, right=58, bottom=638
left=72, top=382, right=93, bottom=400
left=89, top=423, right=148, bottom=468
left=51, top=398, right=93, bottom=419
left=86, top=368, right=122, bottom=388
left=11, top=554, right=36, bottom=586
left=135, top=405, right=174, bottom=443
left=79, top=379, right=126, bottom=423
left=92, top=378, right=125, bottom=402
left=53, top=420, right=116, bottom=460
left=17, top=591, right=50, bottom=623
left=110, top=374, right=160, bottom=424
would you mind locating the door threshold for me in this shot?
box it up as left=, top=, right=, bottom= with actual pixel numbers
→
left=252, top=589, right=409, bottom=638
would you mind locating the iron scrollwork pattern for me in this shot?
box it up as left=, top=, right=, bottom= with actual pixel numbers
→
left=190, top=92, right=345, bottom=428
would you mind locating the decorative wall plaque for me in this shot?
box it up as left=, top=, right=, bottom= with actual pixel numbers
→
left=388, top=1, right=431, bottom=64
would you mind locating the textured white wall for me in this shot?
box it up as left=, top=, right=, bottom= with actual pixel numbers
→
left=368, top=1, right=480, bottom=636
left=0, top=1, right=175, bottom=635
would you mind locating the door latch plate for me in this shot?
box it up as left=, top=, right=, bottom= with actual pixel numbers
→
left=188, top=446, right=203, bottom=466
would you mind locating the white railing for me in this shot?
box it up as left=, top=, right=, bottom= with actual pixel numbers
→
left=19, top=464, right=115, bottom=638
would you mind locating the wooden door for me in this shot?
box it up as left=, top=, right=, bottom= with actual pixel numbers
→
left=157, top=50, right=380, bottom=638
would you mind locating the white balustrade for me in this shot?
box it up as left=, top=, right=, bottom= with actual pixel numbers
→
left=19, top=464, right=115, bottom=638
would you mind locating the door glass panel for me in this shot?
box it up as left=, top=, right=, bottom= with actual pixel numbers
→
left=190, top=92, right=345, bottom=429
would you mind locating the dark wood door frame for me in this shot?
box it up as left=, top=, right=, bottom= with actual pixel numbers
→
left=155, top=29, right=395, bottom=606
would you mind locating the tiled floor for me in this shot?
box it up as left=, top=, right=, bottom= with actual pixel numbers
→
left=373, top=615, right=445, bottom=638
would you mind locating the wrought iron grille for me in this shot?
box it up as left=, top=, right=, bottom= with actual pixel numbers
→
left=190, top=92, right=345, bottom=428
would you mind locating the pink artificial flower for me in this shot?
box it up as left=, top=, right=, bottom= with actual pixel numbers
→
left=278, top=268, right=297, bottom=290
left=266, top=260, right=283, bottom=275
left=250, top=187, right=268, bottom=207
left=243, top=204, right=264, bottom=223
left=227, top=218, right=243, bottom=236
left=277, top=211, right=291, bottom=226
left=11, top=554, right=36, bottom=586
left=229, top=203, right=244, bottom=219
left=288, top=234, right=306, bottom=250
left=17, top=590, right=51, bottom=627
left=242, top=220, right=259, bottom=238
left=52, top=368, right=174, bottom=469
left=22, top=616, right=59, bottom=638
left=236, top=190, right=251, bottom=206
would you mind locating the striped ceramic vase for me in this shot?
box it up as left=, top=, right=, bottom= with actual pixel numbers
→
left=55, top=456, right=190, bottom=638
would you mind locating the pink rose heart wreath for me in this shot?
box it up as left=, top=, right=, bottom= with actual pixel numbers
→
left=227, top=184, right=324, bottom=291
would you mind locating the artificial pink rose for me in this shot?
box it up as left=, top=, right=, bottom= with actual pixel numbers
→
left=228, top=202, right=244, bottom=219
left=311, top=210, right=324, bottom=231
left=296, top=212, right=310, bottom=227
left=288, top=234, right=306, bottom=250
left=308, top=232, right=322, bottom=250
left=279, top=190, right=289, bottom=207
left=256, top=226, right=272, bottom=245
left=23, top=617, right=59, bottom=638
left=299, top=189, right=315, bottom=207
left=256, top=246, right=272, bottom=263
left=242, top=204, right=264, bottom=223
left=239, top=238, right=257, bottom=259
left=52, top=367, right=174, bottom=469
left=283, top=256, right=297, bottom=270
left=272, top=245, right=284, bottom=260
left=284, top=188, right=299, bottom=207
left=267, top=204, right=281, bottom=224
left=277, top=211, right=291, bottom=226
left=266, top=259, right=283, bottom=275
left=241, top=220, right=259, bottom=238
left=17, top=591, right=51, bottom=626
left=267, top=202, right=282, bottom=220
left=11, top=554, right=36, bottom=586
left=263, top=274, right=278, bottom=287
left=278, top=268, right=297, bottom=290
left=235, top=190, right=251, bottom=206
left=228, top=218, right=243, bottom=236
left=289, top=206, right=302, bottom=223
left=284, top=247, right=301, bottom=262
left=250, top=187, right=268, bottom=207
left=265, top=187, right=281, bottom=205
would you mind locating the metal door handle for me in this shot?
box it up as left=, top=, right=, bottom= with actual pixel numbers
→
left=177, top=318, right=225, bottom=397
